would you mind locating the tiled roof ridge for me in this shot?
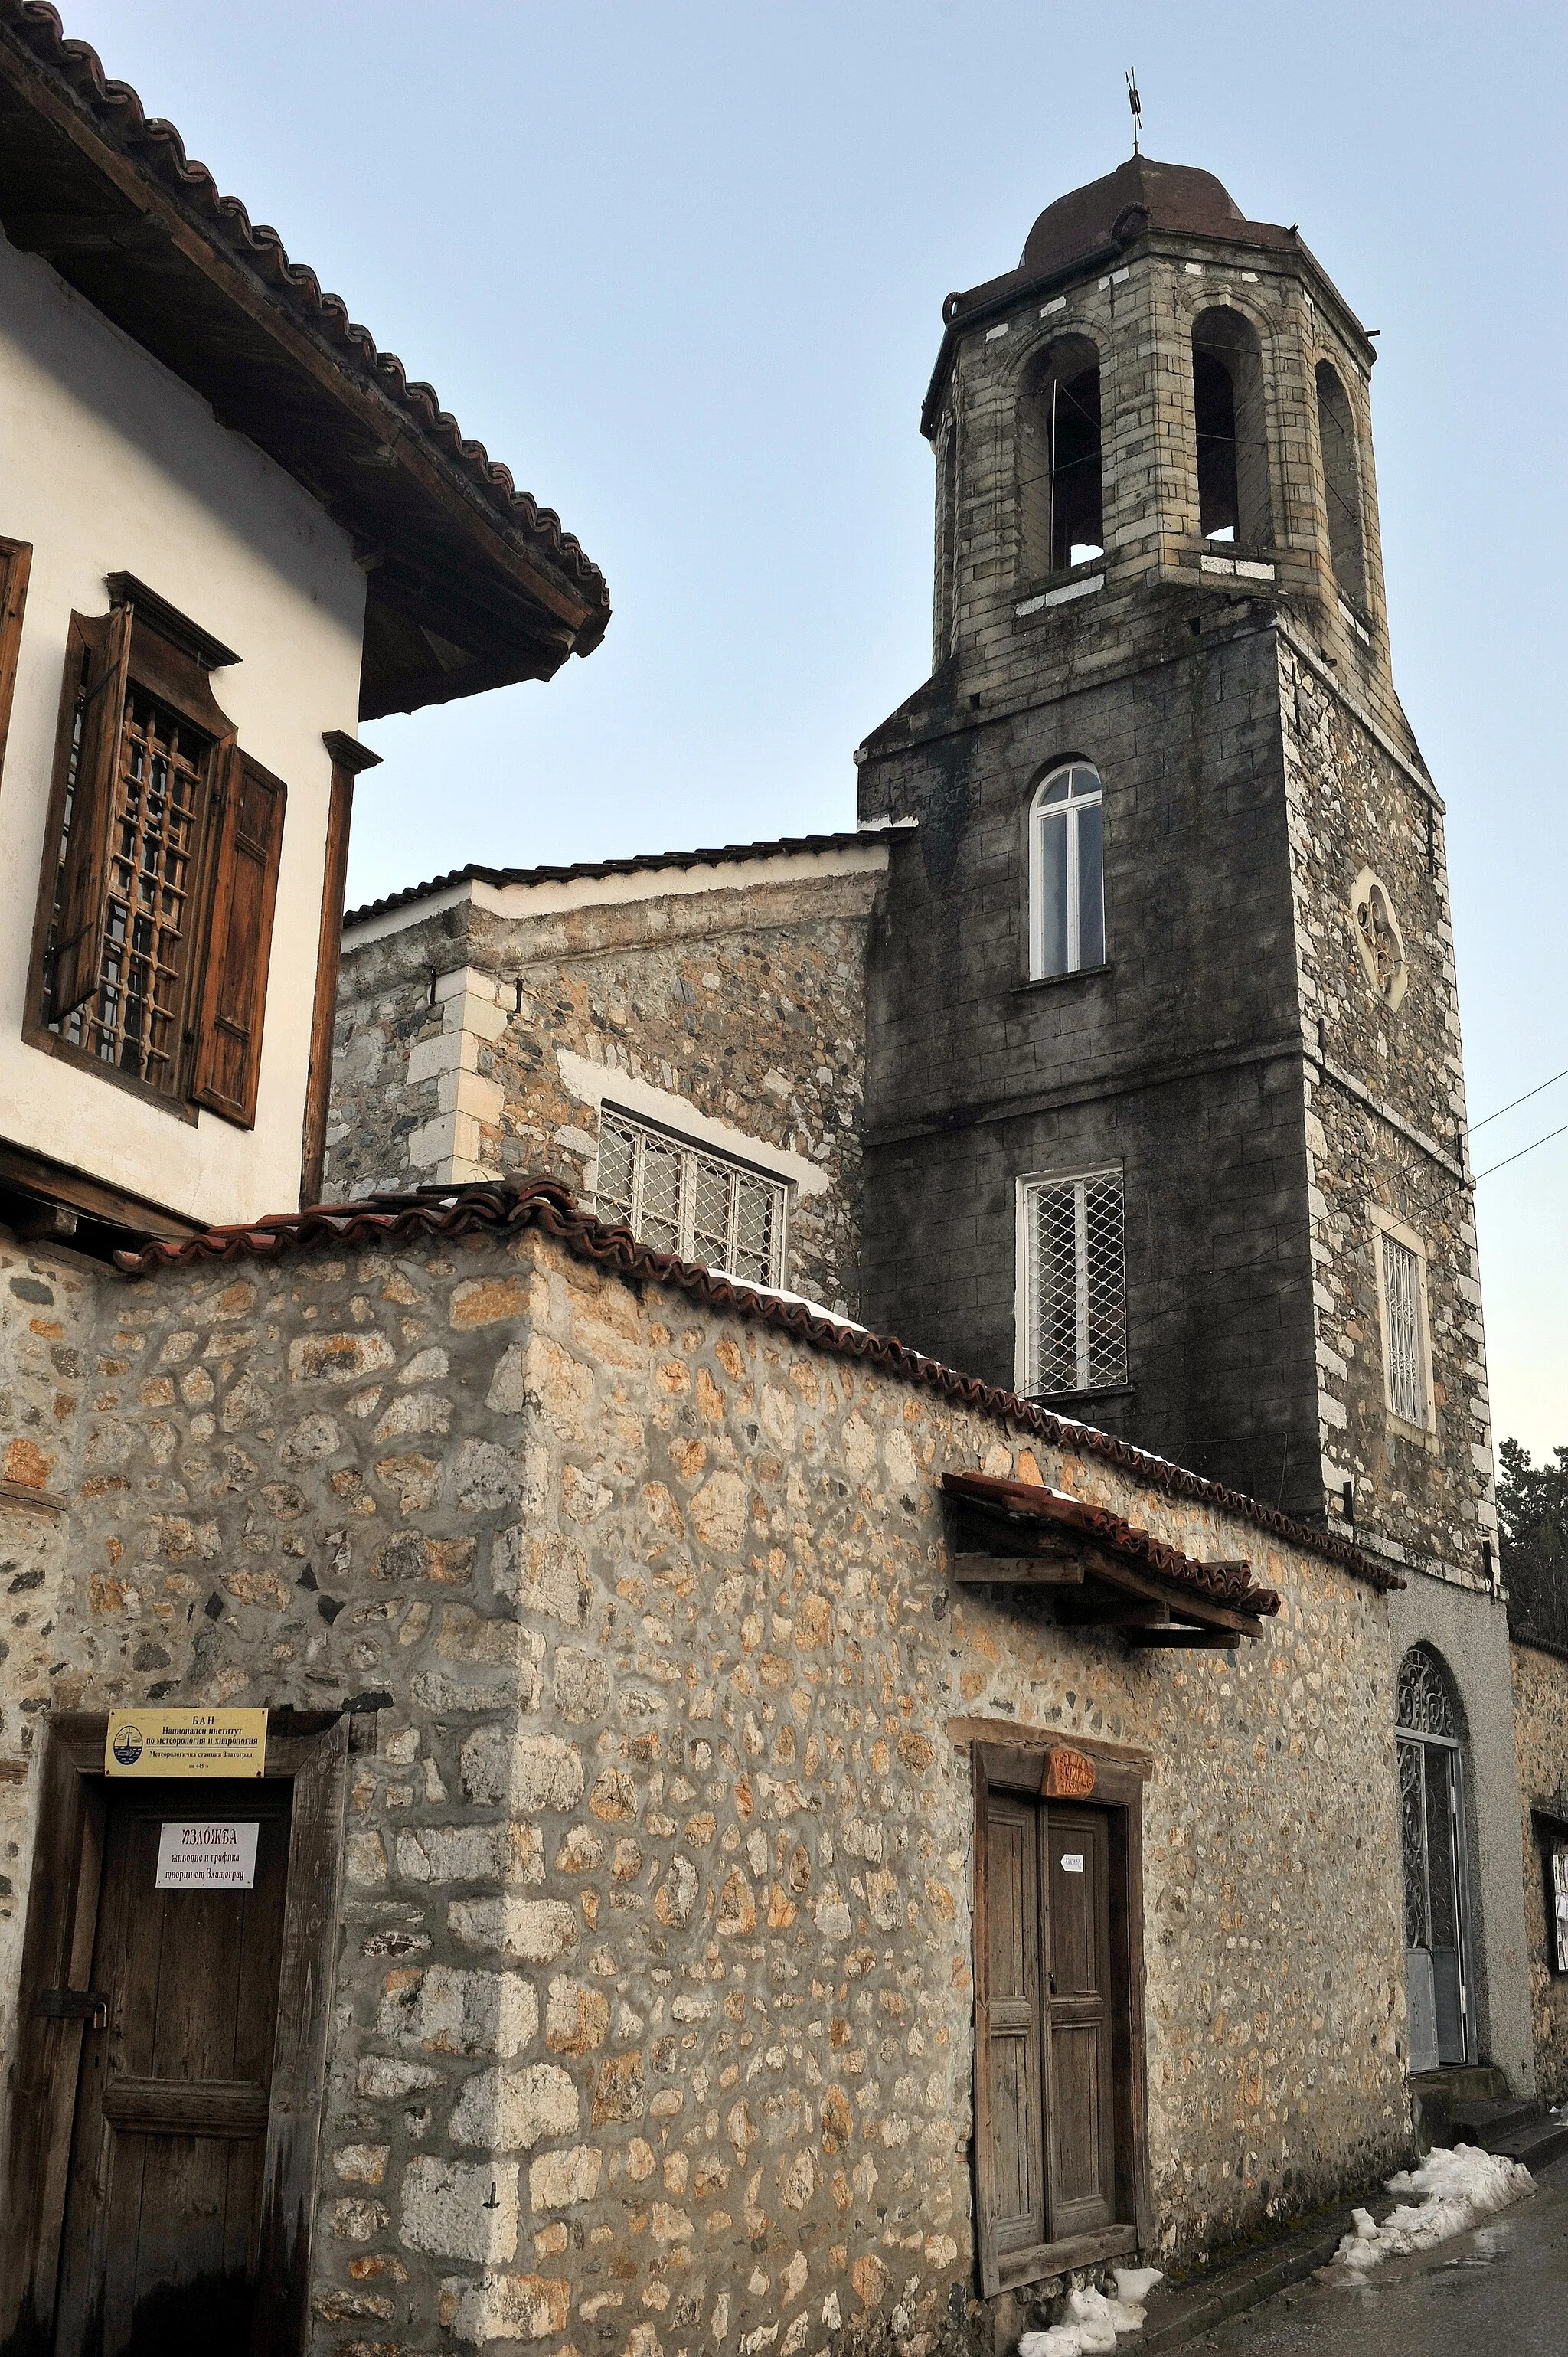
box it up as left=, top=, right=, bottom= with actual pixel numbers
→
left=940, top=1471, right=1280, bottom=1617
left=4, top=2, right=608, bottom=621
left=343, top=829, right=891, bottom=927
left=113, top=1175, right=1401, bottom=1595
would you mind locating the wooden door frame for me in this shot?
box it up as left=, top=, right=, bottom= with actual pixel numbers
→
left=0, top=1710, right=349, bottom=2357
left=972, top=1735, right=1154, bottom=2295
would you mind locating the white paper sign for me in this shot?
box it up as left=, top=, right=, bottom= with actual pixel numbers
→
left=155, top=1821, right=259, bottom=1891
left=1060, top=1853, right=1084, bottom=1874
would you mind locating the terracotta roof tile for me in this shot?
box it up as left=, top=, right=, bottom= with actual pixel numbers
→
left=115, top=1176, right=1400, bottom=1596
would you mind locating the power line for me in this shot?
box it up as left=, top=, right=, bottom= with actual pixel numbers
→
left=1474, top=1117, right=1568, bottom=1184
left=1467, top=1064, right=1568, bottom=1136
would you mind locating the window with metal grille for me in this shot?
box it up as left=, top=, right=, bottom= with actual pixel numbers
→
left=48, top=682, right=211, bottom=1092
left=1030, top=763, right=1105, bottom=979
left=1021, top=1169, right=1125, bottom=1394
left=1383, top=1234, right=1429, bottom=1428
left=595, top=1110, right=787, bottom=1290
left=28, top=593, right=288, bottom=1130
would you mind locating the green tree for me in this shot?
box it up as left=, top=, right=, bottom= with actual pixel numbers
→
left=1497, top=1437, right=1568, bottom=1650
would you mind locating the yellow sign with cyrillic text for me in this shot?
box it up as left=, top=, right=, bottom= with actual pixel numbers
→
left=104, top=1708, right=267, bottom=1779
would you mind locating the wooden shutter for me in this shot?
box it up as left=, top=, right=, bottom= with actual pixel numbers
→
left=0, top=538, right=31, bottom=791
left=41, top=606, right=132, bottom=1022
left=973, top=1756, right=1047, bottom=2293
left=191, top=748, right=287, bottom=1126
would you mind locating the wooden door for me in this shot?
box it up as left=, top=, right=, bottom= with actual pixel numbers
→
left=978, top=1791, right=1047, bottom=2273
left=1044, top=1805, right=1115, bottom=2239
left=53, top=1779, right=292, bottom=2354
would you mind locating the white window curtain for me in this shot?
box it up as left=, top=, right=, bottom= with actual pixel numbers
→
left=1030, top=763, right=1105, bottom=979
left=1021, top=1169, right=1126, bottom=1394
left=595, top=1109, right=787, bottom=1290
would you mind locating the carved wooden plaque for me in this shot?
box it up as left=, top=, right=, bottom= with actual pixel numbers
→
left=1041, top=1745, right=1096, bottom=1800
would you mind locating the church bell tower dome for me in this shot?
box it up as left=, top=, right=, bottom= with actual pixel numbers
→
left=919, top=152, right=1390, bottom=703
left=1018, top=155, right=1252, bottom=278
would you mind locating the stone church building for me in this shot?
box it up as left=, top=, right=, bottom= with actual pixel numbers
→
left=0, top=7, right=1565, bottom=2349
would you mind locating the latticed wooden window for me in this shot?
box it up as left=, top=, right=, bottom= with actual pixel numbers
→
left=1382, top=1234, right=1428, bottom=1427
left=50, top=684, right=211, bottom=1092
left=29, top=593, right=288, bottom=1129
left=1021, top=1170, right=1125, bottom=1394
left=595, top=1110, right=786, bottom=1288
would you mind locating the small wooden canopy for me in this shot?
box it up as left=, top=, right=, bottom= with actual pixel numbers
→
left=941, top=1470, right=1279, bottom=1648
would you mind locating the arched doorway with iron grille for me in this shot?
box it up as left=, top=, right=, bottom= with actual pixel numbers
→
left=1396, top=1643, right=1474, bottom=2071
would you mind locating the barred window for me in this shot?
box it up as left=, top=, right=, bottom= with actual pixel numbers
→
left=595, top=1110, right=787, bottom=1290
left=1382, top=1234, right=1429, bottom=1429
left=28, top=588, right=287, bottom=1129
left=50, top=682, right=211, bottom=1092
left=1021, top=1169, right=1125, bottom=1394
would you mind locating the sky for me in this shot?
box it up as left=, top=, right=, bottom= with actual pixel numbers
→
left=60, top=0, right=1568, bottom=1458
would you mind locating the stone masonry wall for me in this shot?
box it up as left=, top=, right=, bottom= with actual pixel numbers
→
left=1283, top=639, right=1495, bottom=1580
left=1510, top=1639, right=1568, bottom=2100
left=0, top=1213, right=1414, bottom=2353
left=924, top=222, right=1405, bottom=759
left=0, top=1231, right=96, bottom=2065
left=326, top=864, right=881, bottom=1318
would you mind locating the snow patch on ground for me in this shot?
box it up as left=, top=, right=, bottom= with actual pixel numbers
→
left=1333, top=2142, right=1534, bottom=2272
left=1016, top=2271, right=1164, bottom=2357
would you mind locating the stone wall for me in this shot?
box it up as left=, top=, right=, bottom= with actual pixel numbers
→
left=1284, top=642, right=1494, bottom=1582
left=922, top=221, right=1406, bottom=825
left=0, top=1205, right=1415, bottom=2351
left=1511, top=1639, right=1568, bottom=2100
left=0, top=1230, right=95, bottom=2061
left=858, top=610, right=1328, bottom=1519
left=326, top=854, right=884, bottom=1318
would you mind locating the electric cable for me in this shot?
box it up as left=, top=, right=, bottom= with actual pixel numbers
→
left=1474, top=1118, right=1568, bottom=1184
left=1466, top=1065, right=1568, bottom=1136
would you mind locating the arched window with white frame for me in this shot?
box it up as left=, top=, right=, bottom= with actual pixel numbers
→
left=1029, top=761, right=1105, bottom=979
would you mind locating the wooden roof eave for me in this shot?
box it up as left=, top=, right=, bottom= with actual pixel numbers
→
left=945, top=1493, right=1263, bottom=1642
left=0, top=34, right=605, bottom=715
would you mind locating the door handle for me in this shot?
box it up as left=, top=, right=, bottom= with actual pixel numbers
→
left=38, top=1989, right=110, bottom=2030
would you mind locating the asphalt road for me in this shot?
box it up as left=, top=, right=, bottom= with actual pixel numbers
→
left=1188, top=2150, right=1568, bottom=2355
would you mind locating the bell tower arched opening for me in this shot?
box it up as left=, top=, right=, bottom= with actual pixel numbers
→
left=1018, top=335, right=1103, bottom=580
left=1315, top=358, right=1367, bottom=608
left=1191, top=307, right=1272, bottom=548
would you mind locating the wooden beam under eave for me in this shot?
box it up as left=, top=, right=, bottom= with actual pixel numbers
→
left=1078, top=1549, right=1253, bottom=1633
left=947, top=1504, right=1081, bottom=1565
left=952, top=1554, right=1086, bottom=1585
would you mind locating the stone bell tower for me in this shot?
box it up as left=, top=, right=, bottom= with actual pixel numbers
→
left=855, top=155, right=1498, bottom=1594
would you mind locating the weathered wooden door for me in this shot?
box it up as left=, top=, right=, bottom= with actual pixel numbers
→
left=1043, top=1806, right=1115, bottom=2239
left=978, top=1788, right=1118, bottom=2279
left=52, top=1778, right=292, bottom=2354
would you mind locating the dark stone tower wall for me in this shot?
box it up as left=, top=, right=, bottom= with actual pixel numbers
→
left=857, top=160, right=1497, bottom=1570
